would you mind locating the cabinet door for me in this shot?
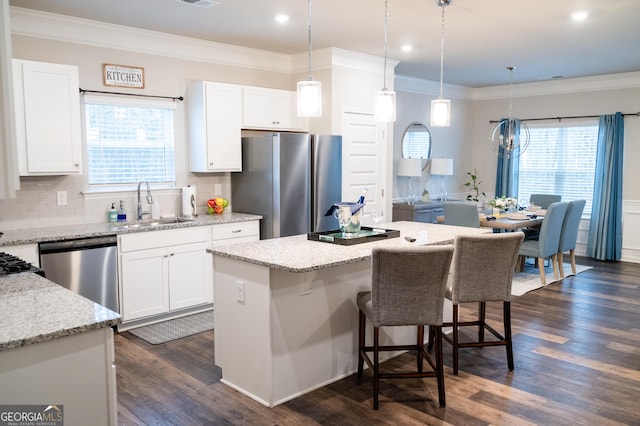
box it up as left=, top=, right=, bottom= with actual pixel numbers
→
left=273, top=89, right=304, bottom=130
left=13, top=60, right=82, bottom=175
left=242, top=87, right=277, bottom=129
left=120, top=247, right=169, bottom=321
left=188, top=81, right=242, bottom=172
left=204, top=82, right=242, bottom=172
left=168, top=241, right=213, bottom=310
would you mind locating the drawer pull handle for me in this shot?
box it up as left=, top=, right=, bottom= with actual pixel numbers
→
left=231, top=229, right=242, bottom=233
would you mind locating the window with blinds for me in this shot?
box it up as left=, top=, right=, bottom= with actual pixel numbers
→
left=517, top=121, right=598, bottom=216
left=84, top=95, right=176, bottom=186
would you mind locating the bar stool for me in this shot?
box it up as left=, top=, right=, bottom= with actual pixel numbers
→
left=440, top=232, right=523, bottom=375
left=357, top=245, right=454, bottom=410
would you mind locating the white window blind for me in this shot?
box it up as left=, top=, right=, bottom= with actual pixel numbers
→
left=517, top=121, right=598, bottom=216
left=84, top=95, right=176, bottom=186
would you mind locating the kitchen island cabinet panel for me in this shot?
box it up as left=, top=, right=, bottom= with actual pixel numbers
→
left=0, top=327, right=117, bottom=426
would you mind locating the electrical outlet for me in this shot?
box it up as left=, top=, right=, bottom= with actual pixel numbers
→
left=56, top=191, right=68, bottom=206
left=235, top=280, right=245, bottom=303
left=215, top=183, right=222, bottom=195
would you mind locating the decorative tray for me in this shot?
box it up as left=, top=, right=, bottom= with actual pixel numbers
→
left=307, top=227, right=400, bottom=246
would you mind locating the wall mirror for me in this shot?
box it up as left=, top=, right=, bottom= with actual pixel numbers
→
left=401, top=122, right=431, bottom=160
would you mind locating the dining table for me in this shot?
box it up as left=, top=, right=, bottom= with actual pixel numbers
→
left=436, top=212, right=544, bottom=231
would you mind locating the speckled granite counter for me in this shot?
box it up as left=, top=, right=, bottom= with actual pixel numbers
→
left=207, top=221, right=489, bottom=272
left=0, top=273, right=121, bottom=351
left=0, top=211, right=261, bottom=247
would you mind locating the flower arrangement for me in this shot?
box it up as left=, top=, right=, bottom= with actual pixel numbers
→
left=489, top=196, right=518, bottom=210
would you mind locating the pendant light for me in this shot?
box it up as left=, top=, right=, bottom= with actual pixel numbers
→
left=430, top=0, right=451, bottom=127
left=374, top=0, right=396, bottom=122
left=489, top=66, right=530, bottom=158
left=297, top=0, right=322, bottom=117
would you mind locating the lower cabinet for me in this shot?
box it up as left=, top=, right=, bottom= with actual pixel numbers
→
left=118, top=227, right=213, bottom=323
left=392, top=201, right=444, bottom=224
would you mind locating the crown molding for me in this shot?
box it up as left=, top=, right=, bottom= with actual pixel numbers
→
left=10, top=6, right=292, bottom=74
left=472, top=71, right=640, bottom=100
left=394, top=75, right=471, bottom=99
left=292, top=47, right=400, bottom=76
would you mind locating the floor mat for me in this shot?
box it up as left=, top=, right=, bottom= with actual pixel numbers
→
left=511, top=263, right=592, bottom=296
left=128, top=311, right=214, bottom=344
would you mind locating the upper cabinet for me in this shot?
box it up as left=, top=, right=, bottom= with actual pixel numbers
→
left=242, top=86, right=305, bottom=131
left=188, top=81, right=243, bottom=172
left=13, top=59, right=82, bottom=176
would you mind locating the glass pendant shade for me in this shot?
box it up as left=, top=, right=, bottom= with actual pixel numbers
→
left=374, top=88, right=396, bottom=122
left=430, top=98, right=451, bottom=127
left=297, top=79, right=322, bottom=117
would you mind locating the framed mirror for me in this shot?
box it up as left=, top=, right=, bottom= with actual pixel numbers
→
left=401, top=122, right=431, bottom=160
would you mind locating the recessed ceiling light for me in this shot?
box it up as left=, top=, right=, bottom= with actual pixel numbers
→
left=275, top=14, right=290, bottom=23
left=401, top=45, right=412, bottom=52
left=571, top=10, right=589, bottom=21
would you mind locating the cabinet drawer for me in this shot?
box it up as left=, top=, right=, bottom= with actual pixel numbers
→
left=119, top=227, right=210, bottom=253
left=211, top=221, right=259, bottom=242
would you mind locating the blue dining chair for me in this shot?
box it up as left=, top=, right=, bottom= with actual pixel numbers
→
left=529, top=194, right=561, bottom=209
left=518, top=201, right=569, bottom=285
left=443, top=202, right=480, bottom=228
left=557, top=199, right=586, bottom=278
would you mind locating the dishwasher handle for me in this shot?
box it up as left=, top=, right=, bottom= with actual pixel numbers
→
left=40, top=235, right=117, bottom=253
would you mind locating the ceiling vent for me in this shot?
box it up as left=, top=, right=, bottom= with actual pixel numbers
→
left=176, top=0, right=220, bottom=8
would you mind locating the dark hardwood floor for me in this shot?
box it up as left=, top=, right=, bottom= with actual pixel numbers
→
left=115, top=257, right=640, bottom=425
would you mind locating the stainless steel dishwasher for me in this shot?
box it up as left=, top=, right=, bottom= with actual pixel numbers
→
left=39, top=235, right=119, bottom=313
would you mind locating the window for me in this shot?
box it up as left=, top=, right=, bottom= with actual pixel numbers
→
left=84, top=95, right=176, bottom=187
left=517, top=121, right=598, bottom=216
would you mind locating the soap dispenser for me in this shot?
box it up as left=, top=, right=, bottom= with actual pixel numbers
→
left=117, top=200, right=127, bottom=222
left=108, top=203, right=118, bottom=223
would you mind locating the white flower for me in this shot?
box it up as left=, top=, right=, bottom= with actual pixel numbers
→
left=490, top=196, right=518, bottom=209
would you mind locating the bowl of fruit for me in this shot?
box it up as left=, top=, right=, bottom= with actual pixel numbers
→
left=207, top=197, right=229, bottom=214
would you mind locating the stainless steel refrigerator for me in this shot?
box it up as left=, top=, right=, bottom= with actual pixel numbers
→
left=231, top=132, right=342, bottom=239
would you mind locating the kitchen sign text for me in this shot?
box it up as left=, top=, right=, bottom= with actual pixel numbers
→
left=103, top=64, right=145, bottom=88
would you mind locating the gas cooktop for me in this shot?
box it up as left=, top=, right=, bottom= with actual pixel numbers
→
left=0, top=252, right=45, bottom=277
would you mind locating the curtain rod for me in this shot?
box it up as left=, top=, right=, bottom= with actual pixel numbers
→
left=489, top=112, right=640, bottom=124
left=79, top=88, right=183, bottom=102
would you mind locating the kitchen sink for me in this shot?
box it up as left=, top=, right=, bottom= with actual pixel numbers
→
left=112, top=217, right=195, bottom=230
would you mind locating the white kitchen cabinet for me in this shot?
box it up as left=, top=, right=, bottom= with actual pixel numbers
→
left=118, top=227, right=213, bottom=323
left=242, top=86, right=305, bottom=131
left=188, top=81, right=242, bottom=172
left=211, top=220, right=260, bottom=246
left=12, top=59, right=82, bottom=176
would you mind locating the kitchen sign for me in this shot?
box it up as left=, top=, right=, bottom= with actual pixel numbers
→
left=103, top=63, right=145, bottom=88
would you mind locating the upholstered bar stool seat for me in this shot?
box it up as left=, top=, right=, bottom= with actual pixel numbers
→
left=357, top=245, right=454, bottom=410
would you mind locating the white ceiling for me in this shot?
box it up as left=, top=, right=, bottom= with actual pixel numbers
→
left=8, top=0, right=640, bottom=88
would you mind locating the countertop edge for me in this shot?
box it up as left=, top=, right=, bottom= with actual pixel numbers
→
left=0, top=317, right=122, bottom=352
left=0, top=212, right=263, bottom=247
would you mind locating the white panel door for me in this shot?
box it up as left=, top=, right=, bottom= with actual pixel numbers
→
left=341, top=111, right=387, bottom=227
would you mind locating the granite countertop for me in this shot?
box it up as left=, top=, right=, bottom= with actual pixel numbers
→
left=0, top=211, right=262, bottom=247
left=0, top=273, right=121, bottom=351
left=207, top=221, right=489, bottom=273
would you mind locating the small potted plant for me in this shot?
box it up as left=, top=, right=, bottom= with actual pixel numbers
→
left=464, top=169, right=486, bottom=206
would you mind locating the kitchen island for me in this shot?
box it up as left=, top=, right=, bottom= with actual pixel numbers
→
left=0, top=273, right=121, bottom=425
left=208, top=221, right=488, bottom=407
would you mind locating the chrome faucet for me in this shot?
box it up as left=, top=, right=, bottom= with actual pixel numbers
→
left=137, top=181, right=153, bottom=220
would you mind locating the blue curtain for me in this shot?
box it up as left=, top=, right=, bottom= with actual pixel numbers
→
left=587, top=112, right=624, bottom=260
left=494, top=119, right=520, bottom=198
